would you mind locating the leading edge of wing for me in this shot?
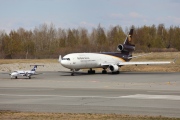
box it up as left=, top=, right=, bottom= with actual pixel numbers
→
left=118, top=61, right=171, bottom=66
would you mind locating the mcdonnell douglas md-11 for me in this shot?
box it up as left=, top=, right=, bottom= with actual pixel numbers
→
left=59, top=29, right=172, bottom=76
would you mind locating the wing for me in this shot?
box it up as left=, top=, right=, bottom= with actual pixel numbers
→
left=118, top=61, right=171, bottom=66
left=100, top=61, right=171, bottom=68
left=101, top=62, right=116, bottom=68
left=28, top=72, right=43, bottom=76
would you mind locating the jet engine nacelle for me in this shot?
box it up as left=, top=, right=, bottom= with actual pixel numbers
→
left=75, top=69, right=80, bottom=71
left=117, top=44, right=135, bottom=52
left=109, top=65, right=119, bottom=72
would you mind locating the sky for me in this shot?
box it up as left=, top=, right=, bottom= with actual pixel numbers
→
left=0, top=0, right=180, bottom=33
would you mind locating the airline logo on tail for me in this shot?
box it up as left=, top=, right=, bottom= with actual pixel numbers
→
left=128, top=35, right=132, bottom=42
left=31, top=65, right=37, bottom=71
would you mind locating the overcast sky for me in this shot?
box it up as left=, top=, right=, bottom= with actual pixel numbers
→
left=0, top=0, right=180, bottom=33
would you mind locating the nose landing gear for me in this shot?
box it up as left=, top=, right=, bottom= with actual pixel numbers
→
left=71, top=69, right=75, bottom=76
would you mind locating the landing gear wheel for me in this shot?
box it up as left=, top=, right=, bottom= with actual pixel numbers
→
left=71, top=73, right=74, bottom=76
left=88, top=68, right=95, bottom=74
left=102, top=69, right=107, bottom=74
left=112, top=71, right=120, bottom=74
left=29, top=76, right=31, bottom=79
left=15, top=76, right=17, bottom=79
left=71, top=69, right=75, bottom=76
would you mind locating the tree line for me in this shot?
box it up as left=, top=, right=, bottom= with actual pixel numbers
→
left=0, top=23, right=179, bottom=59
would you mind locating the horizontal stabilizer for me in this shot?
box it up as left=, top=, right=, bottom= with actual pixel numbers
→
left=128, top=53, right=152, bottom=59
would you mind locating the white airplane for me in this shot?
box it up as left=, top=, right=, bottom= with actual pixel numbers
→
left=59, top=29, right=172, bottom=76
left=9, top=65, right=44, bottom=79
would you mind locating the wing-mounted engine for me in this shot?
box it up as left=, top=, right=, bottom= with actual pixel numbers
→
left=75, top=69, right=80, bottom=71
left=117, top=44, right=135, bottom=52
left=109, top=65, right=119, bottom=72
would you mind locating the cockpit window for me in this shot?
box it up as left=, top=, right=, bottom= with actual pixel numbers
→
left=62, top=58, right=70, bottom=60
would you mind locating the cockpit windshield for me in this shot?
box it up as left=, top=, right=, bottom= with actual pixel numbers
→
left=62, top=58, right=70, bottom=61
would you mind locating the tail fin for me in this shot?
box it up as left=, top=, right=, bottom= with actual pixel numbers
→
left=30, top=65, right=44, bottom=72
left=31, top=65, right=37, bottom=71
left=124, top=29, right=134, bottom=46
left=117, top=28, right=135, bottom=55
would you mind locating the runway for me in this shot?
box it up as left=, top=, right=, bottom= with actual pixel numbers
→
left=0, top=71, right=180, bottom=117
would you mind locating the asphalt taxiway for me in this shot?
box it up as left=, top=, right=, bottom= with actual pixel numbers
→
left=0, top=71, right=180, bottom=117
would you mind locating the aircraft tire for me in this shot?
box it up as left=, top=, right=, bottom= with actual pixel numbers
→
left=102, top=70, right=107, bottom=74
left=112, top=71, right=119, bottom=74
left=88, top=70, right=95, bottom=74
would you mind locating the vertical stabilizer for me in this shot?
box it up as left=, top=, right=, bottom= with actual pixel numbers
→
left=124, top=29, right=134, bottom=45
left=31, top=65, right=37, bottom=71
left=30, top=65, right=44, bottom=72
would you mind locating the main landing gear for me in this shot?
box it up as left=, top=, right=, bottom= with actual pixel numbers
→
left=70, top=68, right=119, bottom=76
left=112, top=71, right=120, bottom=74
left=102, top=68, right=120, bottom=74
left=102, top=68, right=107, bottom=74
left=88, top=68, right=95, bottom=74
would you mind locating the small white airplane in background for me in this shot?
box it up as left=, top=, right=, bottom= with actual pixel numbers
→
left=59, top=28, right=173, bottom=76
left=9, top=65, right=44, bottom=79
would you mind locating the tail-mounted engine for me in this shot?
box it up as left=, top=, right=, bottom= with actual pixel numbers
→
left=117, top=29, right=135, bottom=53
left=117, top=44, right=135, bottom=52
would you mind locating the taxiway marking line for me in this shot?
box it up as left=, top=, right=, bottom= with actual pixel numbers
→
left=121, top=94, right=180, bottom=100
left=1, top=94, right=180, bottom=100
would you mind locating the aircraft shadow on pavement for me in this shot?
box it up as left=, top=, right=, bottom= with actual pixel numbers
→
left=58, top=71, right=172, bottom=76
left=58, top=71, right=105, bottom=76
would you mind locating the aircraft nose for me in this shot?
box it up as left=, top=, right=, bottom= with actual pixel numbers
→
left=60, top=60, right=67, bottom=67
left=61, top=60, right=72, bottom=69
left=10, top=72, right=17, bottom=77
